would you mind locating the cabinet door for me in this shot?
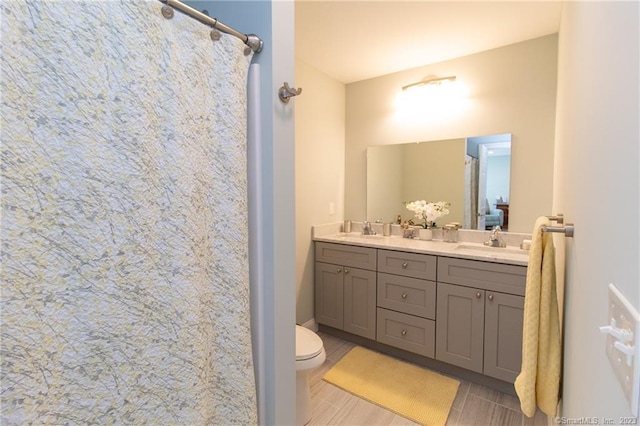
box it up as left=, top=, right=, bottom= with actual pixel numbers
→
left=343, top=267, right=377, bottom=339
left=484, top=292, right=524, bottom=382
left=436, top=283, right=485, bottom=373
left=315, top=262, right=344, bottom=329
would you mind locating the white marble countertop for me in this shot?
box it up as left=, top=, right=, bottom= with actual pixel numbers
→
left=312, top=223, right=531, bottom=267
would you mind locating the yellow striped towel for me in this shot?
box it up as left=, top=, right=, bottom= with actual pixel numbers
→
left=514, top=216, right=562, bottom=417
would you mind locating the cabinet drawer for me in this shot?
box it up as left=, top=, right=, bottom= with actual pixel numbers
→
left=376, top=308, right=435, bottom=358
left=437, top=257, right=527, bottom=296
left=377, top=273, right=436, bottom=319
left=315, top=242, right=377, bottom=271
left=377, top=250, right=436, bottom=280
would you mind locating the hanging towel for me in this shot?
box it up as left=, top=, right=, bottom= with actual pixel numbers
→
left=514, top=216, right=562, bottom=417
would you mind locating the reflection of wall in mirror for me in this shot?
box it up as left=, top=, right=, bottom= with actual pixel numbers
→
left=401, top=140, right=464, bottom=226
left=486, top=155, right=511, bottom=207
left=366, top=139, right=465, bottom=226
left=367, top=145, right=403, bottom=222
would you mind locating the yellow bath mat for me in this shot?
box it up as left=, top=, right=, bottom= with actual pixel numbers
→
left=323, top=346, right=459, bottom=426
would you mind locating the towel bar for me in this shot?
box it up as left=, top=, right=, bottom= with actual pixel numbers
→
left=541, top=224, right=574, bottom=237
left=545, top=214, right=564, bottom=224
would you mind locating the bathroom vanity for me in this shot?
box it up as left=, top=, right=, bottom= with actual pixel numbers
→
left=313, top=224, right=530, bottom=392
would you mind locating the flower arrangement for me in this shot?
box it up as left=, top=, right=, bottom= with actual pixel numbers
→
left=405, top=200, right=450, bottom=229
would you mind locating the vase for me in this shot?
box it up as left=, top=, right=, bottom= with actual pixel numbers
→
left=418, top=228, right=433, bottom=241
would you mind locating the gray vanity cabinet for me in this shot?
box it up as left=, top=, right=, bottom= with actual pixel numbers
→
left=315, top=243, right=377, bottom=340
left=435, top=282, right=486, bottom=373
left=484, top=291, right=525, bottom=382
left=315, top=262, right=344, bottom=329
left=436, top=257, right=526, bottom=383
left=375, top=250, right=437, bottom=357
left=314, top=239, right=528, bottom=386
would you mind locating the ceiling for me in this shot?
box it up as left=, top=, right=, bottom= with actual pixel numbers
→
left=295, top=1, right=563, bottom=84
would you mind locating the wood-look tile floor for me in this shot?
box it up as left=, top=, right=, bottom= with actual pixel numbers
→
left=308, top=332, right=549, bottom=426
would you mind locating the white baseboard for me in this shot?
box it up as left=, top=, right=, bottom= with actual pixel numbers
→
left=300, top=318, right=318, bottom=332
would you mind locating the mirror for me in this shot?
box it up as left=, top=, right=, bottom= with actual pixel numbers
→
left=367, top=133, right=511, bottom=230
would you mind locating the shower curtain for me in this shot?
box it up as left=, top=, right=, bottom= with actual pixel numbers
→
left=1, top=1, right=257, bottom=424
left=463, top=155, right=479, bottom=229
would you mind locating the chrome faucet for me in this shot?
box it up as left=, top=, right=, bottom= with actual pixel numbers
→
left=362, top=221, right=376, bottom=235
left=484, top=226, right=506, bottom=247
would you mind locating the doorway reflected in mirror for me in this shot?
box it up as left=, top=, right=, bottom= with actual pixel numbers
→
left=465, top=134, right=511, bottom=231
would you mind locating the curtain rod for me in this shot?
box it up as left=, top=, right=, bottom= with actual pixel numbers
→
left=160, top=0, right=263, bottom=53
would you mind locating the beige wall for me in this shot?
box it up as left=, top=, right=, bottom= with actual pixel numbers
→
left=345, top=35, right=558, bottom=233
left=295, top=59, right=345, bottom=324
left=554, top=1, right=639, bottom=417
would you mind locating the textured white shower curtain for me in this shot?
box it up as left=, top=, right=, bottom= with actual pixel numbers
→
left=464, top=156, right=479, bottom=229
left=1, top=1, right=257, bottom=424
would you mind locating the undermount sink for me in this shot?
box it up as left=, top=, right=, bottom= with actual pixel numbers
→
left=454, top=244, right=527, bottom=256
left=357, top=234, right=385, bottom=239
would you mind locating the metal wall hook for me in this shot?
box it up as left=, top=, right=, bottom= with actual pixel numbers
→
left=278, top=82, right=302, bottom=104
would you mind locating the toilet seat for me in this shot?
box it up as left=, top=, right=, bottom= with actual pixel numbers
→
left=295, top=325, right=326, bottom=425
left=296, top=325, right=323, bottom=361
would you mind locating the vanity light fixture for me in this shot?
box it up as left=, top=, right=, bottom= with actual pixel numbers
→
left=394, top=74, right=469, bottom=121
left=402, top=75, right=457, bottom=91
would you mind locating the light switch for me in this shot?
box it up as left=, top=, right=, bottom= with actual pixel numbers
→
left=329, top=202, right=335, bottom=215
left=599, top=283, right=640, bottom=416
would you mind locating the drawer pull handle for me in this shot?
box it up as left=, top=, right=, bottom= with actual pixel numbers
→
left=344, top=269, right=350, bottom=274
left=402, top=262, right=408, bottom=268
left=488, top=294, right=494, bottom=301
left=337, top=268, right=342, bottom=273
left=401, top=293, right=408, bottom=299
left=401, top=329, right=407, bottom=336
left=476, top=292, right=482, bottom=299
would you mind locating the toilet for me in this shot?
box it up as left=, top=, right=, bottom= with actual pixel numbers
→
left=296, top=325, right=326, bottom=426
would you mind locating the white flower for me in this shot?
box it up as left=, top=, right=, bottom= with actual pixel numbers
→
left=406, top=200, right=450, bottom=228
